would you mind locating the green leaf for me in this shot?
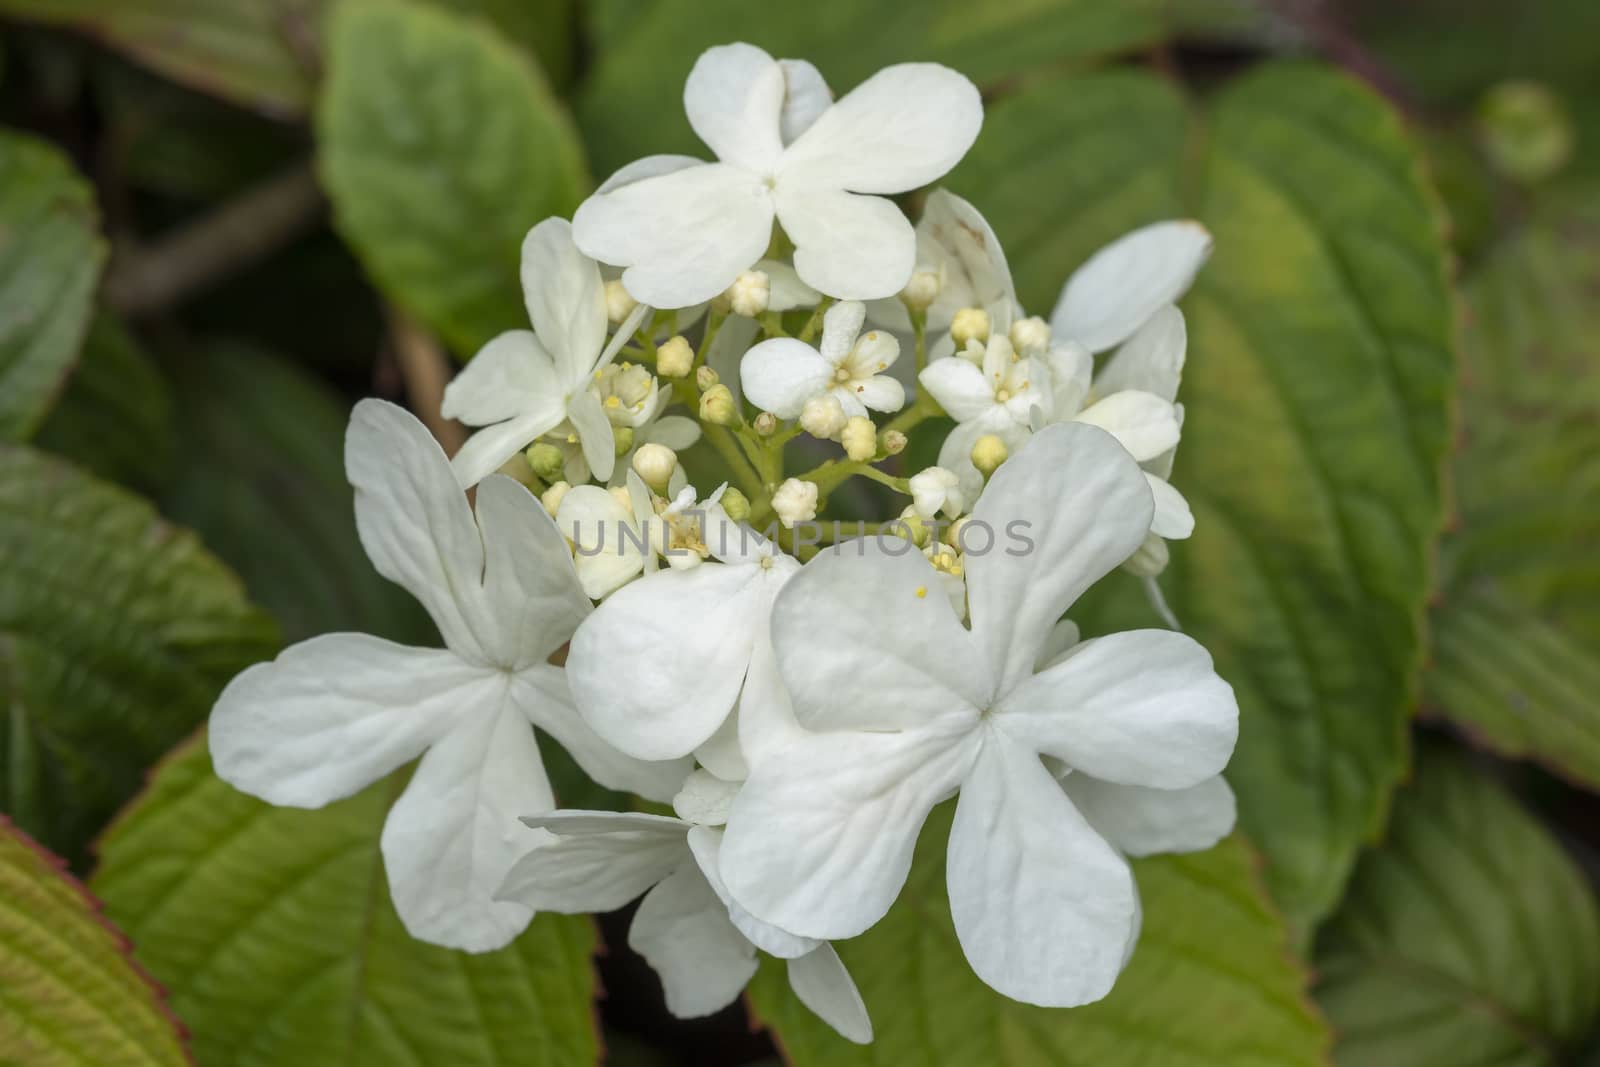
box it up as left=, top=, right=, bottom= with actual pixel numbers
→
left=0, top=817, right=190, bottom=1066
left=1422, top=187, right=1600, bottom=784
left=0, top=446, right=277, bottom=860
left=575, top=0, right=1171, bottom=177
left=33, top=315, right=176, bottom=498
left=749, top=810, right=1329, bottom=1066
left=947, top=63, right=1458, bottom=932
left=92, top=735, right=601, bottom=1067
left=160, top=342, right=434, bottom=645
left=0, top=129, right=104, bottom=442
left=319, top=0, right=589, bottom=356
left=1315, top=746, right=1600, bottom=1066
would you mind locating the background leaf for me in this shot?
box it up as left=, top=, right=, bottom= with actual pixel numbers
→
left=0, top=446, right=277, bottom=860
left=0, top=128, right=104, bottom=442
left=948, top=63, right=1458, bottom=933
left=0, top=816, right=190, bottom=1066
left=318, top=0, right=589, bottom=356
left=1315, top=746, right=1600, bottom=1065
left=749, top=812, right=1329, bottom=1066
left=92, top=735, right=601, bottom=1067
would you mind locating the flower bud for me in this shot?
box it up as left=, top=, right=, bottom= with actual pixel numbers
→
left=894, top=505, right=931, bottom=548
left=695, top=365, right=720, bottom=391
left=612, top=425, right=635, bottom=456
left=1124, top=532, right=1170, bottom=577
left=753, top=411, right=779, bottom=436
left=971, top=434, right=1008, bottom=477
left=950, top=307, right=990, bottom=347
left=799, top=393, right=848, bottom=440
left=772, top=478, right=819, bottom=528
left=699, top=384, right=738, bottom=426
left=727, top=270, right=770, bottom=317
left=632, top=442, right=678, bottom=492
left=719, top=487, right=751, bottom=522
left=909, top=466, right=963, bottom=520
left=603, top=280, right=638, bottom=326
left=540, top=480, right=571, bottom=515
left=901, top=268, right=940, bottom=312
left=657, top=335, right=694, bottom=378
left=880, top=429, right=907, bottom=456
left=526, top=441, right=565, bottom=482
left=608, top=485, right=633, bottom=510
left=1478, top=80, right=1574, bottom=184
left=1008, top=315, right=1051, bottom=355
left=841, top=415, right=876, bottom=462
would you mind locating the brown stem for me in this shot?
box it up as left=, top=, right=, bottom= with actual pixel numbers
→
left=386, top=307, right=467, bottom=455
left=105, top=160, right=325, bottom=316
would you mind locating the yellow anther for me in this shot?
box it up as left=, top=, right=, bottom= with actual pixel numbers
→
left=915, top=586, right=927, bottom=599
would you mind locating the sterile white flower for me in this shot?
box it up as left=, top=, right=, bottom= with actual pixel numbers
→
left=208, top=401, right=687, bottom=952
left=908, top=465, right=963, bottom=519
left=1049, top=220, right=1212, bottom=353
left=742, top=300, right=906, bottom=420
left=443, top=218, right=647, bottom=488
left=497, top=808, right=872, bottom=1042
left=772, top=477, right=819, bottom=528
left=567, top=512, right=800, bottom=764
left=921, top=334, right=1052, bottom=496
left=572, top=43, right=982, bottom=307
left=559, top=472, right=663, bottom=599
left=717, top=422, right=1239, bottom=1006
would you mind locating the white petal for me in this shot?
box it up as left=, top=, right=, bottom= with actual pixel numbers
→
left=689, top=826, right=819, bottom=959
left=475, top=474, right=590, bottom=668
left=1146, top=474, right=1194, bottom=539
left=842, top=325, right=900, bottom=377
left=346, top=400, right=491, bottom=658
left=640, top=414, right=702, bottom=451
left=772, top=538, right=993, bottom=730
left=512, top=665, right=690, bottom=804
left=778, top=59, right=832, bottom=145
left=719, top=724, right=979, bottom=940
left=1060, top=773, right=1236, bottom=857
left=210, top=634, right=481, bottom=807
left=1034, top=618, right=1082, bottom=672
left=707, top=313, right=761, bottom=403
left=736, top=626, right=803, bottom=768
left=1045, top=341, right=1092, bottom=419
left=918, top=189, right=1017, bottom=332
left=918, top=355, right=995, bottom=423
left=964, top=422, right=1154, bottom=690
left=449, top=411, right=564, bottom=492
left=819, top=300, right=866, bottom=365
left=566, top=388, right=616, bottom=483
left=996, top=629, right=1238, bottom=789
left=1072, top=390, right=1180, bottom=463
left=779, top=64, right=982, bottom=194
left=740, top=338, right=834, bottom=418
left=947, top=732, right=1137, bottom=1007
left=673, top=769, right=741, bottom=826
left=497, top=810, right=689, bottom=912
left=559, top=484, right=644, bottom=599
left=757, top=257, right=822, bottom=312
left=568, top=563, right=766, bottom=760
left=382, top=694, right=554, bottom=951
left=573, top=164, right=774, bottom=308
left=693, top=707, right=749, bottom=781
left=851, top=374, right=905, bottom=413
left=629, top=862, right=758, bottom=1018
left=1095, top=304, right=1186, bottom=402
left=596, top=154, right=703, bottom=194
left=775, top=185, right=915, bottom=300
left=442, top=330, right=564, bottom=427
left=1049, top=221, right=1212, bottom=353
left=684, top=42, right=785, bottom=173
left=787, top=944, right=873, bottom=1045
left=520, top=218, right=607, bottom=384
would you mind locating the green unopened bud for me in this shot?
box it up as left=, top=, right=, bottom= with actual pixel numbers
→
left=1124, top=532, right=1170, bottom=577
left=612, top=425, right=635, bottom=457
left=719, top=487, right=751, bottom=522
left=880, top=429, right=907, bottom=456
left=753, top=411, right=779, bottom=437
left=657, top=335, right=694, bottom=378
left=1478, top=80, right=1574, bottom=184
left=695, top=365, right=720, bottom=391
left=841, top=416, right=876, bottom=462
left=971, top=434, right=1008, bottom=476
left=526, top=442, right=565, bottom=482
left=699, top=384, right=738, bottom=426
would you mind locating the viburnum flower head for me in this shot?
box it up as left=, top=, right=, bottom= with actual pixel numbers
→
left=571, top=43, right=983, bottom=307
left=717, top=422, right=1240, bottom=1006
left=442, top=218, right=646, bottom=489
left=208, top=402, right=686, bottom=951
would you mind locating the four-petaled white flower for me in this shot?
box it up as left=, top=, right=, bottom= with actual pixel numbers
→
left=742, top=300, right=905, bottom=420
left=443, top=218, right=647, bottom=489
left=718, top=422, right=1238, bottom=1006
left=498, top=798, right=872, bottom=1043
left=209, top=401, right=688, bottom=952
left=572, top=43, right=982, bottom=308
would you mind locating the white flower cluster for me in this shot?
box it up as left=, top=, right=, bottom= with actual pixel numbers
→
left=209, top=42, right=1238, bottom=1042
